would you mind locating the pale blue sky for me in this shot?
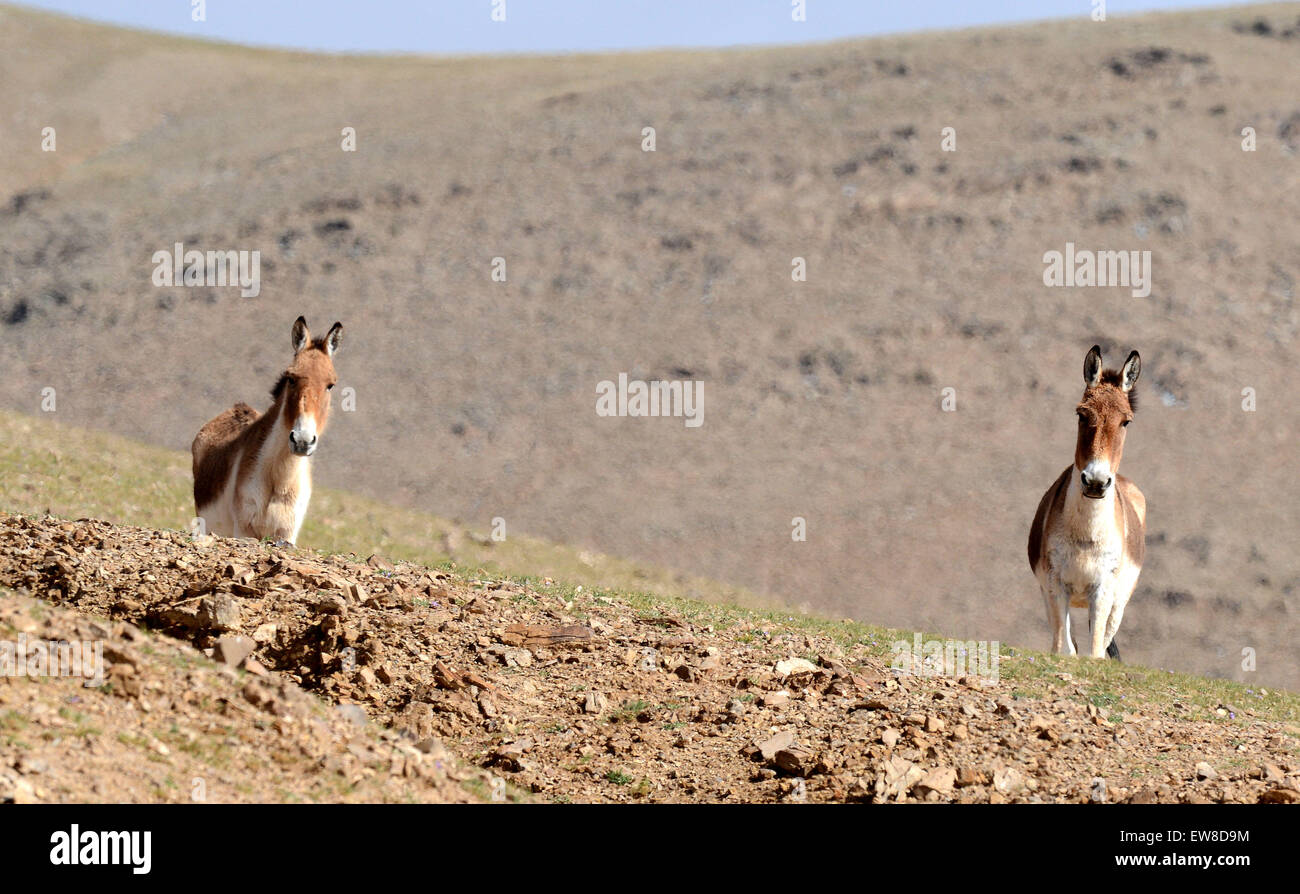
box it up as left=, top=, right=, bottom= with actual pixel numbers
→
left=13, top=0, right=1261, bottom=54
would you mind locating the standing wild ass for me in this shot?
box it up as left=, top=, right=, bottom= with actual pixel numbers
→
left=1028, top=345, right=1145, bottom=659
left=191, top=316, right=342, bottom=546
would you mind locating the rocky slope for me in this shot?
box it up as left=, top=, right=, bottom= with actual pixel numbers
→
left=2, top=512, right=1296, bottom=803
left=0, top=585, right=484, bottom=803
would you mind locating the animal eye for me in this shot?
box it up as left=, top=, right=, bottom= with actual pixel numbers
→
left=327, top=384, right=334, bottom=391
left=1121, top=419, right=1130, bottom=427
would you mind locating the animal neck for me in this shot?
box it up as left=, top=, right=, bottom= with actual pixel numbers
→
left=262, top=400, right=311, bottom=494
left=1063, top=469, right=1116, bottom=539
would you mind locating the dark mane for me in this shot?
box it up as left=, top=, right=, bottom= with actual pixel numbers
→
left=270, top=372, right=290, bottom=401
left=1099, top=369, right=1137, bottom=412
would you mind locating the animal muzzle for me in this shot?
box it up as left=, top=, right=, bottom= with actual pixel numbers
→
left=289, top=429, right=317, bottom=456
left=1080, top=464, right=1112, bottom=499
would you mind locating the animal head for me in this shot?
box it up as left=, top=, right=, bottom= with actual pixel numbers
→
left=1074, top=344, right=1140, bottom=499
left=274, top=316, right=343, bottom=457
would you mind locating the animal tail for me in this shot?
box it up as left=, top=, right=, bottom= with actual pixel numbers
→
left=1106, top=638, right=1121, bottom=661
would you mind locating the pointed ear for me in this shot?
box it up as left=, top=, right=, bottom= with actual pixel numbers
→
left=1121, top=350, right=1141, bottom=392
left=1083, top=344, right=1103, bottom=387
left=324, top=322, right=343, bottom=356
left=291, top=316, right=310, bottom=353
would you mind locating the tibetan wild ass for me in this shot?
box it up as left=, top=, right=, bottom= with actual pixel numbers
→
left=1028, top=345, right=1145, bottom=659
left=191, top=316, right=342, bottom=546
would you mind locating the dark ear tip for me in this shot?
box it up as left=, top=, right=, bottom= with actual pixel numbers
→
left=1089, top=344, right=1102, bottom=354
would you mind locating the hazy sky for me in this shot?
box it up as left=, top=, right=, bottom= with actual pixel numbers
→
left=13, top=0, right=1261, bottom=53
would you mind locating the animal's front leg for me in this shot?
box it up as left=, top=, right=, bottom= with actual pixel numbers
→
left=1043, top=581, right=1074, bottom=654
left=1087, top=584, right=1114, bottom=658
left=1102, top=592, right=1128, bottom=658
left=261, top=496, right=298, bottom=546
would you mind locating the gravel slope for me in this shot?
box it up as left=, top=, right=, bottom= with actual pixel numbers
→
left=3, top=512, right=1296, bottom=804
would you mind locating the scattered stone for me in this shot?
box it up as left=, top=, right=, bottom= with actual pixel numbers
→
left=756, top=731, right=796, bottom=761
left=431, top=660, right=464, bottom=690
left=491, top=738, right=535, bottom=771
left=213, top=634, right=255, bottom=667
left=1258, top=787, right=1300, bottom=804
left=993, top=767, right=1028, bottom=795
left=197, top=594, right=241, bottom=631
left=16, top=756, right=50, bottom=776
left=1, top=775, right=40, bottom=804
left=856, top=698, right=891, bottom=711
left=773, top=744, right=816, bottom=776
left=1090, top=777, right=1108, bottom=803
left=366, top=554, right=395, bottom=572
left=875, top=756, right=925, bottom=801
left=698, top=654, right=723, bottom=672
left=915, top=766, right=957, bottom=797
left=463, top=671, right=495, bottom=692
left=501, top=624, right=595, bottom=649
left=775, top=657, right=818, bottom=677
left=316, top=594, right=348, bottom=615
left=818, top=655, right=849, bottom=676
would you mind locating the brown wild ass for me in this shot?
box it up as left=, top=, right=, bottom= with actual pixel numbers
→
left=1028, top=345, right=1145, bottom=659
left=191, top=316, right=343, bottom=546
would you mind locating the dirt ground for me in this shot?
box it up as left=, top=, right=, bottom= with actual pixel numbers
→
left=2, top=512, right=1296, bottom=803
left=0, top=4, right=1297, bottom=692
left=0, top=582, right=482, bottom=803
